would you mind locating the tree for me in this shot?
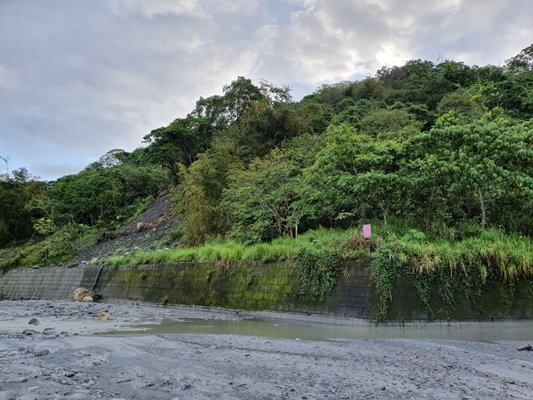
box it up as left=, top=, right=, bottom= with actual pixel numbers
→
left=177, top=139, right=242, bottom=245
left=358, top=108, right=420, bottom=138
left=233, top=100, right=311, bottom=159
left=304, top=124, right=406, bottom=226
left=43, top=164, right=169, bottom=227
left=0, top=168, right=45, bottom=245
left=404, top=115, right=533, bottom=233
left=505, top=44, right=533, bottom=73
left=222, top=134, right=324, bottom=243
left=143, top=115, right=214, bottom=179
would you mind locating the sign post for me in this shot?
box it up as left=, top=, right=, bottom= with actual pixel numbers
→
left=363, top=224, right=372, bottom=239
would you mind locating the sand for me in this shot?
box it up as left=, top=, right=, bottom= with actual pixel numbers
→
left=1, top=300, right=532, bottom=399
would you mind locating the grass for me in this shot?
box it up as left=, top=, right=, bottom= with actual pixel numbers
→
left=388, top=229, right=533, bottom=280
left=0, top=224, right=98, bottom=270
left=107, top=224, right=533, bottom=282
left=107, top=227, right=362, bottom=266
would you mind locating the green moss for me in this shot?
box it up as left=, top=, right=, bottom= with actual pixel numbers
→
left=371, top=229, right=533, bottom=321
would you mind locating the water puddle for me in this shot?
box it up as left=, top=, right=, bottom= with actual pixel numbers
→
left=106, top=318, right=533, bottom=341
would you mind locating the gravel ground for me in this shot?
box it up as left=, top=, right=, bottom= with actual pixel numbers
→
left=1, top=300, right=532, bottom=399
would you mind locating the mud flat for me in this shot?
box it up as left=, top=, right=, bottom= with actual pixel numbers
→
left=1, top=300, right=532, bottom=399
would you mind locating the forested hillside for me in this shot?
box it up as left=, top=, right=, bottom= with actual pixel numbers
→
left=1, top=45, right=532, bottom=318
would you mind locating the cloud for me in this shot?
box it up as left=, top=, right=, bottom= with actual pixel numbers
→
left=0, top=0, right=531, bottom=179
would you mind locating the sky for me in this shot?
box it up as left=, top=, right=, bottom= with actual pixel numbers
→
left=1, top=0, right=531, bottom=180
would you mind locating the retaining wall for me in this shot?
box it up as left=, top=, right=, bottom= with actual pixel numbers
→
left=0, top=266, right=86, bottom=300
left=1, top=260, right=532, bottom=321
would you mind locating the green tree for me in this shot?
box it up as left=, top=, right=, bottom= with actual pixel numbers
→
left=304, top=124, right=406, bottom=226
left=0, top=168, right=45, bottom=245
left=404, top=115, right=533, bottom=233
left=177, top=139, right=242, bottom=245
left=222, top=134, right=324, bottom=243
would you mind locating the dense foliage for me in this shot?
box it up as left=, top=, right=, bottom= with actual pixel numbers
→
left=0, top=168, right=45, bottom=244
left=165, top=46, right=532, bottom=244
left=0, top=150, right=170, bottom=250
left=1, top=46, right=532, bottom=289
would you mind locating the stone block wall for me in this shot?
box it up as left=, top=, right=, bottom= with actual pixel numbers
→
left=0, top=267, right=85, bottom=300
left=1, top=260, right=532, bottom=321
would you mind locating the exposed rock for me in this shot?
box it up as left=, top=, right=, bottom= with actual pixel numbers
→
left=98, top=311, right=110, bottom=322
left=28, top=317, right=39, bottom=325
left=136, top=222, right=148, bottom=232
left=73, top=192, right=176, bottom=262
left=34, top=349, right=50, bottom=357
left=74, top=287, right=91, bottom=301
left=73, top=287, right=100, bottom=302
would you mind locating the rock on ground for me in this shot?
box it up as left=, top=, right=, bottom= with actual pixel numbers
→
left=1, top=300, right=532, bottom=399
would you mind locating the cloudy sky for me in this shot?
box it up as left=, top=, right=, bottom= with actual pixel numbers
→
left=1, top=0, right=531, bottom=180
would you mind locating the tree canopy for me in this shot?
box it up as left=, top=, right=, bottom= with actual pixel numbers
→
left=1, top=45, right=532, bottom=249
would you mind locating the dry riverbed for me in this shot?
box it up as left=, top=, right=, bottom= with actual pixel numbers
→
left=1, top=300, right=532, bottom=399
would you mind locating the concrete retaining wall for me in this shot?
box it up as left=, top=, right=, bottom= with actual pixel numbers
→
left=1, top=261, right=532, bottom=321
left=0, top=266, right=86, bottom=300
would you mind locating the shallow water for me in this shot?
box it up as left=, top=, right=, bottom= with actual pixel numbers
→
left=106, top=317, right=533, bottom=341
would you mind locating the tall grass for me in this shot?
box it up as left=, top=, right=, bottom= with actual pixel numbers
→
left=108, top=227, right=359, bottom=266
left=386, top=228, right=533, bottom=280
left=107, top=224, right=533, bottom=281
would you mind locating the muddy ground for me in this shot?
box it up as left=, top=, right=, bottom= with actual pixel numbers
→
left=1, top=300, right=532, bottom=399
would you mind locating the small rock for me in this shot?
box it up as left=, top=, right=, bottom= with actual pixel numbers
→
left=98, top=312, right=110, bottom=322
left=66, top=393, right=87, bottom=400
left=23, top=345, right=35, bottom=353
left=28, top=317, right=39, bottom=325
left=34, top=349, right=50, bottom=357
left=82, top=296, right=94, bottom=302
left=10, top=376, right=29, bottom=383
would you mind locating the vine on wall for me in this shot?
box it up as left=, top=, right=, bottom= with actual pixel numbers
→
left=296, top=251, right=341, bottom=302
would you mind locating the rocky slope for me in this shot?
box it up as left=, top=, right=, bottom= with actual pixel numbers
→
left=76, top=191, right=178, bottom=265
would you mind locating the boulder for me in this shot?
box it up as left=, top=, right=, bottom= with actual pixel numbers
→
left=73, top=288, right=101, bottom=302
left=73, top=287, right=91, bottom=301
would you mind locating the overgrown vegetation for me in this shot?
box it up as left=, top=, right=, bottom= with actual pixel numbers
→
left=108, top=228, right=354, bottom=265
left=1, top=46, right=532, bottom=319
left=0, top=224, right=98, bottom=269
left=371, top=228, right=533, bottom=321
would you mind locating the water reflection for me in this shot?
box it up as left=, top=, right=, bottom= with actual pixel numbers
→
left=107, top=318, right=533, bottom=341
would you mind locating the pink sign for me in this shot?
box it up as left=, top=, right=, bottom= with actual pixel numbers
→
left=363, top=224, right=372, bottom=239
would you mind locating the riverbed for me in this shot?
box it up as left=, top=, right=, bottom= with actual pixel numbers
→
left=1, top=300, right=532, bottom=399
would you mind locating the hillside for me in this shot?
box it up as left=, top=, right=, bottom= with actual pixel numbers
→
left=1, top=45, right=532, bottom=320
left=75, top=190, right=177, bottom=264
